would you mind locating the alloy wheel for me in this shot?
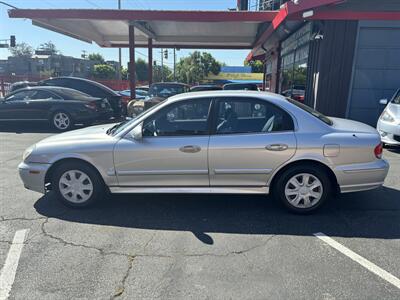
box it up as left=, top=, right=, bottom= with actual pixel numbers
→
left=53, top=112, right=70, bottom=130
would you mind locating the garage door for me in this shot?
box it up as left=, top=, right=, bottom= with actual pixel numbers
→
left=348, top=21, right=400, bottom=126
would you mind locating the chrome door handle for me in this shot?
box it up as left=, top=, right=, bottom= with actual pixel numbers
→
left=265, top=144, right=288, bottom=151
left=179, top=145, right=201, bottom=153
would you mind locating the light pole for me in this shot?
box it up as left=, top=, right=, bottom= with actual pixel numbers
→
left=118, top=0, right=122, bottom=80
left=161, top=48, right=164, bottom=82
left=173, top=48, right=176, bottom=81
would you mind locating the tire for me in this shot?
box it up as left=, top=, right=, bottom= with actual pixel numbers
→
left=51, top=111, right=73, bottom=131
left=52, top=162, right=105, bottom=208
left=274, top=165, right=332, bottom=214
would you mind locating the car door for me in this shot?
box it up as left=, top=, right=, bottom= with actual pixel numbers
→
left=114, top=98, right=212, bottom=187
left=0, top=90, right=36, bottom=120
left=27, top=90, right=61, bottom=119
left=208, top=97, right=297, bottom=187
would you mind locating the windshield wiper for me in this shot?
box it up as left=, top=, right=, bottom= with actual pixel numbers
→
left=106, top=122, right=123, bottom=135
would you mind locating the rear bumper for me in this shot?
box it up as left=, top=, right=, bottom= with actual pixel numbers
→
left=72, top=110, right=114, bottom=123
left=18, top=161, right=51, bottom=194
left=334, top=159, right=389, bottom=193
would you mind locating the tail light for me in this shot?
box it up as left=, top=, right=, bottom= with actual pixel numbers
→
left=85, top=102, right=97, bottom=110
left=121, top=96, right=131, bottom=105
left=374, top=143, right=383, bottom=159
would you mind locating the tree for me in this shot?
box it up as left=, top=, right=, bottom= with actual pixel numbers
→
left=9, top=42, right=33, bottom=58
left=88, top=53, right=105, bottom=64
left=38, top=41, right=59, bottom=55
left=244, top=60, right=264, bottom=73
left=121, top=67, right=128, bottom=80
left=135, top=58, right=148, bottom=81
left=153, top=65, right=173, bottom=82
left=91, top=64, right=116, bottom=79
left=176, top=51, right=221, bottom=84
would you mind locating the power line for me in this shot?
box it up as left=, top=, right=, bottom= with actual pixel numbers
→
left=84, top=0, right=101, bottom=8
left=126, top=0, right=147, bottom=9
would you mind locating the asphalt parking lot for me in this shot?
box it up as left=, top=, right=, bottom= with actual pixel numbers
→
left=1, top=123, right=400, bottom=300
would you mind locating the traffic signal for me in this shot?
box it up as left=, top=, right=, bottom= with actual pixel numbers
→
left=10, top=35, right=16, bottom=47
left=164, top=49, right=168, bottom=59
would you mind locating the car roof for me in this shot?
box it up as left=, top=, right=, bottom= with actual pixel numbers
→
left=151, top=82, right=189, bottom=87
left=9, top=86, right=89, bottom=95
left=42, top=76, right=118, bottom=95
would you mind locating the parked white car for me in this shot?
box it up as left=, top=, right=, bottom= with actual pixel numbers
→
left=377, top=89, right=400, bottom=146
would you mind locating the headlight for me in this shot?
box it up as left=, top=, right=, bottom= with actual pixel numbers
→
left=22, top=146, right=35, bottom=161
left=380, top=111, right=395, bottom=123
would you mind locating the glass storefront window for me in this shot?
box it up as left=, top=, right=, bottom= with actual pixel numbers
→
left=279, top=23, right=311, bottom=98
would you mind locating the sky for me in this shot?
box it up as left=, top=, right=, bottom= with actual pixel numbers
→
left=0, top=0, right=250, bottom=67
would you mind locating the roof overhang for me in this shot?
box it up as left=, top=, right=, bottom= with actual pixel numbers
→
left=8, top=9, right=278, bottom=49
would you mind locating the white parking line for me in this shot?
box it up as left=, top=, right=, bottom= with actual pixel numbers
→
left=0, top=229, right=29, bottom=300
left=314, top=232, right=400, bottom=290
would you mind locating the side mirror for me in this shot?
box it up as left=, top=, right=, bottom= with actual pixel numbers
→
left=379, top=98, right=388, bottom=105
left=131, top=122, right=143, bottom=141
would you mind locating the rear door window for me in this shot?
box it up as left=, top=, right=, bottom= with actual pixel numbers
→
left=6, top=90, right=36, bottom=101
left=215, top=97, right=294, bottom=134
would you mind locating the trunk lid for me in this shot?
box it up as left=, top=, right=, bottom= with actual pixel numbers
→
left=330, top=117, right=378, bottom=134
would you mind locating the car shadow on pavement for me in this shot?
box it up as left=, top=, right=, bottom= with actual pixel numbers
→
left=34, top=185, right=400, bottom=244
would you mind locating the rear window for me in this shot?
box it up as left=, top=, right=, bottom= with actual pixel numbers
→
left=54, top=88, right=93, bottom=100
left=287, top=98, right=333, bottom=126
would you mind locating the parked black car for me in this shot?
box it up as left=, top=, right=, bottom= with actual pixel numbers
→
left=0, top=86, right=113, bottom=131
left=39, top=77, right=122, bottom=118
left=222, top=83, right=259, bottom=91
left=190, top=85, right=222, bottom=92
left=128, top=82, right=190, bottom=117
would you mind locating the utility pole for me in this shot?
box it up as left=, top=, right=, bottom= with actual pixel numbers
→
left=160, top=48, right=164, bottom=82
left=118, top=0, right=122, bottom=80
left=173, top=48, right=176, bottom=81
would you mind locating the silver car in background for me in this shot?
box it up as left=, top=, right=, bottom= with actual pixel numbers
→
left=19, top=91, right=389, bottom=213
left=377, top=89, right=400, bottom=146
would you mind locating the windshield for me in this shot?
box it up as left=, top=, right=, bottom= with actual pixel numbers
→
left=149, top=84, right=187, bottom=98
left=108, top=101, right=164, bottom=136
left=287, top=98, right=333, bottom=126
left=392, top=90, right=400, bottom=104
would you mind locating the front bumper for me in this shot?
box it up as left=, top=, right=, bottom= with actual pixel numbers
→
left=18, top=161, right=51, bottom=194
left=334, top=159, right=389, bottom=193
left=377, top=120, right=400, bottom=145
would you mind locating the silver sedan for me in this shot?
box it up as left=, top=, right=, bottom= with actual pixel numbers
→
left=19, top=91, right=389, bottom=213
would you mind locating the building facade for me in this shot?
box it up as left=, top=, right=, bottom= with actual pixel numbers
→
left=0, top=55, right=112, bottom=79
left=244, top=0, right=400, bottom=126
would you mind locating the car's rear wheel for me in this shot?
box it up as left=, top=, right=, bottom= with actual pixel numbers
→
left=274, top=165, right=331, bottom=214
left=52, top=162, right=105, bottom=207
left=52, top=111, right=73, bottom=131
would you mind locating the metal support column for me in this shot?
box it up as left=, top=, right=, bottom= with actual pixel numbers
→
left=129, top=24, right=136, bottom=99
left=148, top=38, right=153, bottom=85
left=262, top=58, right=266, bottom=91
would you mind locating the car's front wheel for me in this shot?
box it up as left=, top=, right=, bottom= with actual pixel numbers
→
left=52, top=162, right=105, bottom=207
left=274, top=165, right=332, bottom=214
